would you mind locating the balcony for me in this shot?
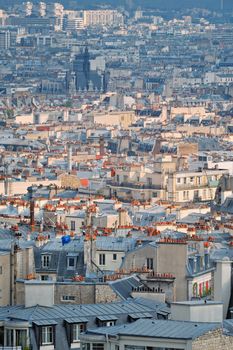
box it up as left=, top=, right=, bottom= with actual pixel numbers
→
left=176, top=180, right=219, bottom=190
left=107, top=181, right=161, bottom=190
left=0, top=346, right=32, bottom=350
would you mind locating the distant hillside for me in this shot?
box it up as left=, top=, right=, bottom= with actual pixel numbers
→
left=1, top=0, right=233, bottom=11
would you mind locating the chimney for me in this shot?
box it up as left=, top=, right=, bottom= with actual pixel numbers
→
left=27, top=186, right=36, bottom=232
left=99, top=136, right=105, bottom=156
left=204, top=252, right=210, bottom=269
left=67, top=145, right=72, bottom=172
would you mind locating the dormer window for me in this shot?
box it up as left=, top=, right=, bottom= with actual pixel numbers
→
left=73, top=323, right=87, bottom=342
left=42, top=255, right=51, bottom=268
left=64, top=317, right=88, bottom=345
left=67, top=254, right=78, bottom=270
left=96, top=315, right=117, bottom=327
left=33, top=320, right=57, bottom=348
left=42, top=326, right=53, bottom=345
left=68, top=257, right=75, bottom=269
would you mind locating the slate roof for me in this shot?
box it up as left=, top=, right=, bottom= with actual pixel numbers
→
left=0, top=299, right=162, bottom=324
left=86, top=318, right=221, bottom=340
left=96, top=237, right=136, bottom=252
left=110, top=275, right=144, bottom=300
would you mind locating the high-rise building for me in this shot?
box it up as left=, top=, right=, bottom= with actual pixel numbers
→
left=25, top=1, right=33, bottom=16
left=73, top=47, right=107, bottom=92
left=47, top=2, right=64, bottom=17
left=83, top=10, right=124, bottom=27
left=39, top=2, right=46, bottom=17
left=73, top=47, right=90, bottom=91
left=0, top=30, right=10, bottom=50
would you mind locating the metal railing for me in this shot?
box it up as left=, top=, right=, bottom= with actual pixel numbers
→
left=0, top=347, right=22, bottom=350
left=0, top=346, right=32, bottom=350
left=107, top=181, right=161, bottom=190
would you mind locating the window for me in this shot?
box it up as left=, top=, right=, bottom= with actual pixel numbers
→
left=71, top=220, right=76, bottom=231
left=6, top=329, right=13, bottom=346
left=42, top=255, right=50, bottom=268
left=0, top=266, right=2, bottom=274
left=42, top=326, right=53, bottom=345
left=73, top=323, right=86, bottom=342
left=146, top=258, right=154, bottom=270
left=99, top=254, right=105, bottom=266
left=82, top=343, right=90, bottom=350
left=62, top=295, right=75, bottom=301
left=6, top=329, right=28, bottom=347
left=67, top=257, right=76, bottom=270
left=125, top=346, right=145, bottom=350
left=113, top=253, right=117, bottom=261
left=93, top=343, right=104, bottom=350
left=16, top=329, right=27, bottom=347
left=177, top=178, right=181, bottom=183
left=41, top=275, right=49, bottom=281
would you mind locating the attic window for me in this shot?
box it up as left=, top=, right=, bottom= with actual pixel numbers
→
left=62, top=295, right=75, bottom=301
left=41, top=255, right=51, bottom=268
left=67, top=257, right=76, bottom=269
left=96, top=315, right=117, bottom=327
left=42, top=326, right=53, bottom=345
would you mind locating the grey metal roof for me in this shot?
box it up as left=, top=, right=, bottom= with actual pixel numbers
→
left=128, top=312, right=153, bottom=320
left=96, top=315, right=118, bottom=321
left=110, top=275, right=143, bottom=300
left=0, top=299, right=161, bottom=324
left=96, top=237, right=136, bottom=252
left=33, top=319, right=58, bottom=326
left=86, top=318, right=221, bottom=340
left=64, top=317, right=89, bottom=324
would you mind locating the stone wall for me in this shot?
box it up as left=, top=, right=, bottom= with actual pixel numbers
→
left=55, top=283, right=95, bottom=304
left=95, top=284, right=120, bottom=303
left=192, top=329, right=232, bottom=350
left=54, top=283, right=119, bottom=304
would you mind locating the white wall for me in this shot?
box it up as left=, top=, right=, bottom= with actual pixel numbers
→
left=171, top=302, right=223, bottom=323
left=214, top=260, right=232, bottom=319
left=25, top=282, right=55, bottom=307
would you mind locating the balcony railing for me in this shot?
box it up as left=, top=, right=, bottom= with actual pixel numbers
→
left=176, top=181, right=219, bottom=190
left=0, top=347, right=22, bottom=350
left=0, top=346, right=32, bottom=349
left=107, top=181, right=161, bottom=190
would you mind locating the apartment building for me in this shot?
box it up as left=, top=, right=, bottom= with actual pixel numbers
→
left=81, top=318, right=232, bottom=350
left=83, top=10, right=123, bottom=27
left=107, top=156, right=178, bottom=201
left=167, top=168, right=228, bottom=203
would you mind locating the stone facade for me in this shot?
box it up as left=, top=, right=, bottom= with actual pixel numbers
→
left=16, top=280, right=119, bottom=305
left=95, top=283, right=120, bottom=303
left=192, top=329, right=233, bottom=350
left=55, top=283, right=119, bottom=304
